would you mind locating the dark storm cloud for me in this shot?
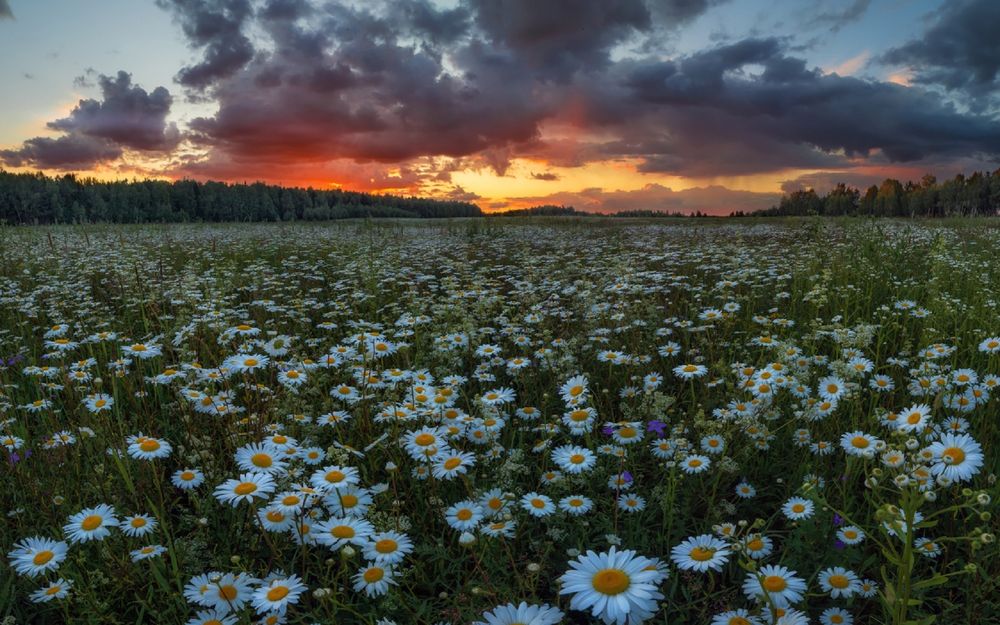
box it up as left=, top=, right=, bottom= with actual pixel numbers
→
left=47, top=71, right=179, bottom=151
left=157, top=0, right=255, bottom=89
left=148, top=0, right=1000, bottom=184
left=468, top=0, right=651, bottom=79
left=1, top=72, right=178, bottom=169
left=0, top=135, right=121, bottom=169
left=531, top=172, right=560, bottom=181
left=803, top=0, right=871, bottom=33
left=881, top=0, right=1000, bottom=109
left=615, top=38, right=1000, bottom=174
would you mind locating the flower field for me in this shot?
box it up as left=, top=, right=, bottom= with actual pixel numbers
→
left=0, top=219, right=997, bottom=625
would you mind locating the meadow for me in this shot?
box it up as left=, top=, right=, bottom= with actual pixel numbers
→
left=0, top=218, right=997, bottom=625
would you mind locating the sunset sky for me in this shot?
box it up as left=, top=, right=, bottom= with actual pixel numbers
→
left=1, top=0, right=999, bottom=213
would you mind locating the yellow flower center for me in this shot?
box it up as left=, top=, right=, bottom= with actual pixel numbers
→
left=941, top=447, right=965, bottom=464
left=569, top=385, right=584, bottom=396
left=689, top=547, right=715, bottom=561
left=375, top=539, right=398, bottom=553
left=252, top=453, right=273, bottom=468
left=414, top=433, right=435, bottom=446
left=569, top=454, right=586, bottom=464
left=456, top=509, right=473, bottom=521
left=81, top=515, right=103, bottom=531
left=763, top=575, right=787, bottom=592
left=443, top=457, right=462, bottom=470
left=282, top=495, right=300, bottom=506
left=266, top=511, right=285, bottom=522
left=363, top=567, right=385, bottom=583
left=218, top=585, right=237, bottom=600
left=325, top=470, right=346, bottom=483
left=747, top=538, right=764, bottom=551
left=331, top=525, right=354, bottom=539
left=828, top=574, right=850, bottom=589
left=851, top=436, right=869, bottom=448
left=266, top=586, right=289, bottom=602
left=33, top=550, right=54, bottom=565
left=234, top=482, right=257, bottom=496
left=131, top=518, right=147, bottom=528
left=591, top=568, right=630, bottom=595
left=140, top=439, right=160, bottom=452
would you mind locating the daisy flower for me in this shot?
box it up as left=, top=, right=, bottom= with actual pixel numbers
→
left=819, top=566, right=861, bottom=598
left=837, top=526, right=865, bottom=545
left=309, top=465, right=360, bottom=492
left=559, top=374, right=590, bottom=404
left=552, top=445, right=597, bottom=474
left=473, top=602, right=564, bottom=625
left=352, top=564, right=396, bottom=597
left=315, top=517, right=374, bottom=550
left=131, top=544, right=167, bottom=561
left=127, top=435, right=172, bottom=460
left=743, top=535, right=774, bottom=561
left=521, top=492, right=556, bottom=517
left=236, top=443, right=287, bottom=475
left=432, top=451, right=476, bottom=480
left=674, top=363, right=708, bottom=379
left=896, top=404, right=931, bottom=433
left=362, top=531, right=414, bottom=565
left=172, top=468, right=205, bottom=490
left=119, top=514, right=157, bottom=537
left=29, top=578, right=72, bottom=603
left=742, top=564, right=806, bottom=608
left=671, top=534, right=730, bottom=572
left=559, top=495, right=594, bottom=515
left=711, top=609, right=763, bottom=625
left=214, top=473, right=275, bottom=506
left=559, top=546, right=664, bottom=625
left=820, top=607, right=853, bottom=625
left=782, top=497, right=814, bottom=521
left=928, top=433, right=984, bottom=483
left=185, top=609, right=238, bottom=625
left=840, top=431, right=878, bottom=457
left=64, top=504, right=117, bottom=543
left=251, top=574, right=306, bottom=615
left=680, top=454, right=711, bottom=474
left=7, top=536, right=69, bottom=577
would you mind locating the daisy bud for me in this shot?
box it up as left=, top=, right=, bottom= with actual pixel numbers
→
left=566, top=548, right=580, bottom=557
left=230, top=555, right=240, bottom=564
left=385, top=461, right=397, bottom=472
left=459, top=532, right=476, bottom=546
left=965, top=563, right=977, bottom=573
left=313, top=588, right=330, bottom=598
left=342, top=546, right=356, bottom=558
left=471, top=586, right=483, bottom=595
left=905, top=438, right=919, bottom=450
left=977, top=493, right=991, bottom=505
left=527, top=563, right=540, bottom=573
left=52, top=496, right=64, bottom=506
left=981, top=533, right=995, bottom=544
left=438, top=592, right=449, bottom=599
left=980, top=512, right=992, bottom=522
left=924, top=491, right=937, bottom=502
left=198, top=517, right=208, bottom=525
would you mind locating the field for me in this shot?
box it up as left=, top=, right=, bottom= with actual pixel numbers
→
left=0, top=218, right=998, bottom=625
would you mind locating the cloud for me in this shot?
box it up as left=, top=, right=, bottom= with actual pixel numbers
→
left=1, top=72, right=178, bottom=169
left=0, top=135, right=121, bottom=169
left=0, top=0, right=12, bottom=20
left=503, top=183, right=781, bottom=215
left=531, top=171, right=560, bottom=181
left=881, top=0, right=1000, bottom=109
left=157, top=0, right=256, bottom=89
left=804, top=0, right=871, bottom=33
left=616, top=38, right=1000, bottom=173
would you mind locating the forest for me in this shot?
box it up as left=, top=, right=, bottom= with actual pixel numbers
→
left=0, top=170, right=481, bottom=224
left=742, top=169, right=1000, bottom=217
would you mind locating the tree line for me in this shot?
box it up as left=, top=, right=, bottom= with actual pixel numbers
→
left=0, top=170, right=482, bottom=224
left=739, top=169, right=1000, bottom=218
left=491, top=205, right=704, bottom=218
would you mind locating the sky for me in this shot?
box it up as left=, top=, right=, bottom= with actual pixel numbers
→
left=1, top=0, right=999, bottom=214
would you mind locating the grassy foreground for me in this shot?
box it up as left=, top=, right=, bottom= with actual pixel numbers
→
left=0, top=219, right=997, bottom=625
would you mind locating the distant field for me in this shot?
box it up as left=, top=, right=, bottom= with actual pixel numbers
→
left=1, top=220, right=997, bottom=625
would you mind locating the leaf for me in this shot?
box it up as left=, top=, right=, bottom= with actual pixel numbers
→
left=912, top=574, right=949, bottom=590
